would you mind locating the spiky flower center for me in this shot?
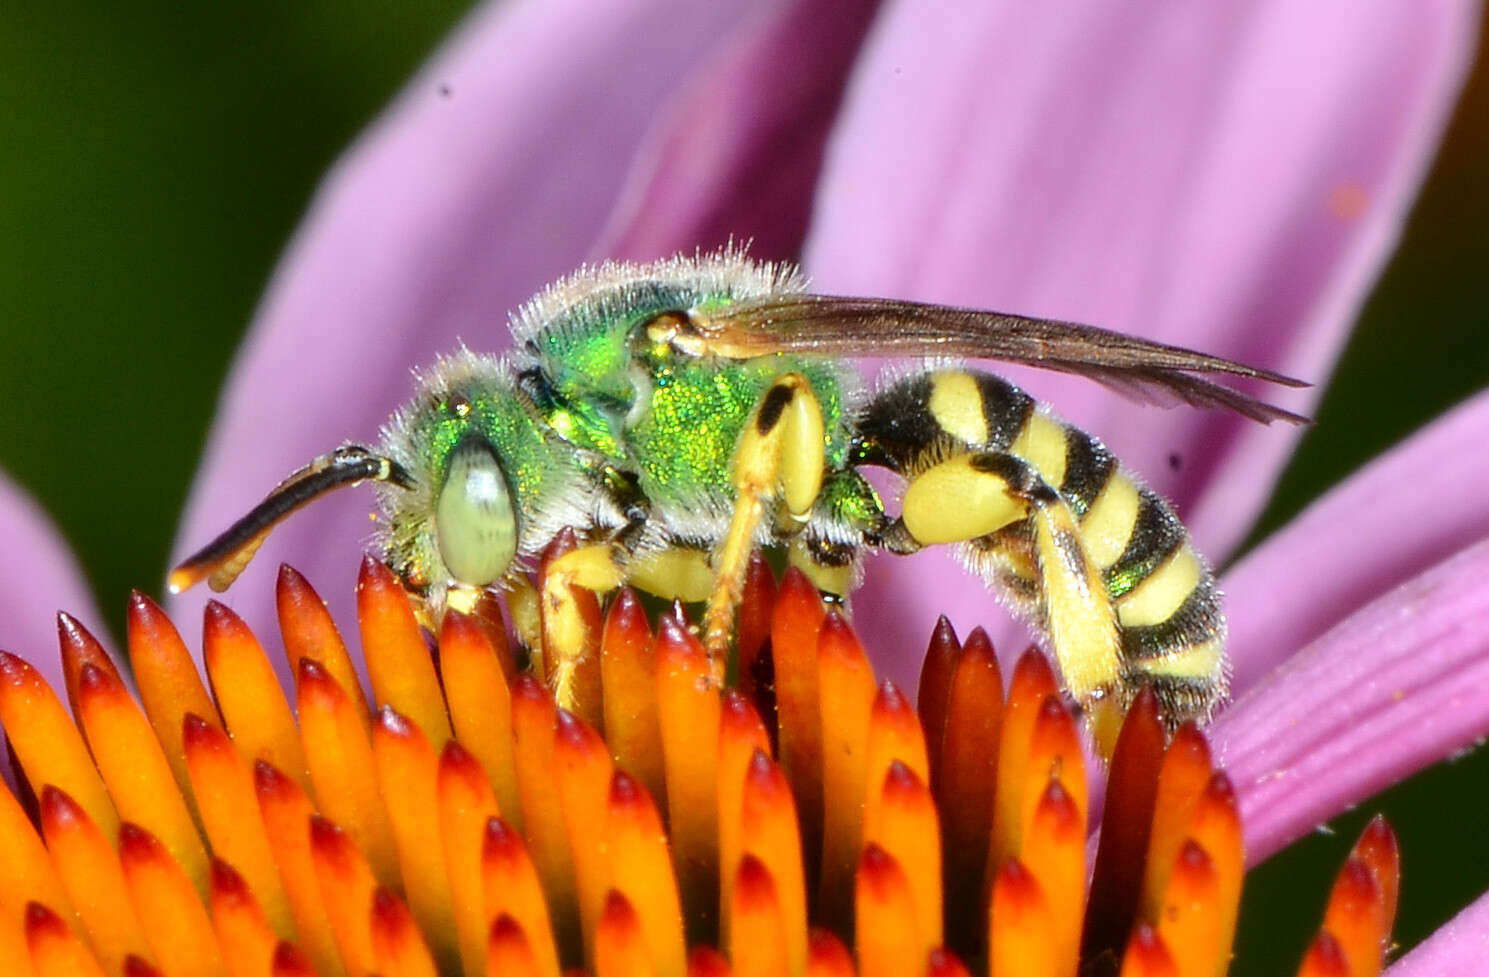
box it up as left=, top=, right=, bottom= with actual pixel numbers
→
left=0, top=549, right=1397, bottom=977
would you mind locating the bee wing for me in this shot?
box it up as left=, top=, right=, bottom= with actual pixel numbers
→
left=691, top=295, right=1309, bottom=424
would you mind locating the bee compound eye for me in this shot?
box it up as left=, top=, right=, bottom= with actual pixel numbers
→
left=435, top=436, right=517, bottom=587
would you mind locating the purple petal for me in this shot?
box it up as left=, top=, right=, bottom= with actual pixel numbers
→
left=171, top=0, right=797, bottom=649
left=1385, top=886, right=1489, bottom=976
left=597, top=0, right=879, bottom=261
left=0, top=474, right=100, bottom=695
left=1228, top=387, right=1489, bottom=693
left=1212, top=535, right=1489, bottom=864
left=807, top=1, right=1477, bottom=665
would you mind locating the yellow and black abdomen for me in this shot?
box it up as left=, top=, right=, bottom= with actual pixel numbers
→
left=855, top=367, right=1226, bottom=727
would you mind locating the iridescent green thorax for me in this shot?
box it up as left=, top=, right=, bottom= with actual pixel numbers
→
left=527, top=308, right=637, bottom=410
left=629, top=352, right=853, bottom=507
left=514, top=261, right=857, bottom=518
left=515, top=257, right=808, bottom=460
left=525, top=279, right=718, bottom=417
left=518, top=283, right=704, bottom=460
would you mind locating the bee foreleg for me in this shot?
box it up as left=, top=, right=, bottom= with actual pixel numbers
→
left=540, top=543, right=627, bottom=709
left=704, top=373, right=826, bottom=666
left=507, top=575, right=542, bottom=653
left=900, top=450, right=1125, bottom=753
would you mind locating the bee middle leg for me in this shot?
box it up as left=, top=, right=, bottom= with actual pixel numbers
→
left=898, top=450, right=1126, bottom=750
left=533, top=539, right=723, bottom=709
left=703, top=373, right=826, bottom=666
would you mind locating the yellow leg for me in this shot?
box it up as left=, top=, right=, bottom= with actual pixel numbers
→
left=702, top=374, right=826, bottom=665
left=507, top=575, right=542, bottom=656
left=901, top=454, right=1029, bottom=544
left=786, top=537, right=855, bottom=598
left=901, top=451, right=1122, bottom=746
left=540, top=543, right=626, bottom=709
left=627, top=547, right=716, bottom=604
left=1028, top=500, right=1122, bottom=752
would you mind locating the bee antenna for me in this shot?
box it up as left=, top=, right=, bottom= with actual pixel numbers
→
left=167, top=445, right=414, bottom=595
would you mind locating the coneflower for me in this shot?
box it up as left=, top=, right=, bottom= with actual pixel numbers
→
left=0, top=546, right=1397, bottom=976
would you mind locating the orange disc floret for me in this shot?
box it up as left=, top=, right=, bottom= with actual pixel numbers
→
left=0, top=556, right=1404, bottom=976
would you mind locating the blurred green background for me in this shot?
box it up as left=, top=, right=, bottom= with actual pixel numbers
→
left=1, top=4, right=1486, bottom=973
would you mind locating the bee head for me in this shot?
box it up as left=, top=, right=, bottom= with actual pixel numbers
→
left=170, top=350, right=584, bottom=604
left=378, top=350, right=590, bottom=602
left=167, top=414, right=523, bottom=601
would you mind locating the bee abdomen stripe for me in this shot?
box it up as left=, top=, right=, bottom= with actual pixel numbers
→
left=1118, top=584, right=1223, bottom=663
left=921, top=369, right=1038, bottom=452
left=858, top=370, right=1033, bottom=473
left=1104, top=490, right=1185, bottom=599
left=1116, top=546, right=1203, bottom=629
left=1057, top=429, right=1114, bottom=517
left=856, top=374, right=943, bottom=471
left=927, top=371, right=988, bottom=445
left=1011, top=411, right=1069, bottom=487
left=1128, top=637, right=1224, bottom=679
left=971, top=371, right=1036, bottom=449
left=1080, top=473, right=1140, bottom=570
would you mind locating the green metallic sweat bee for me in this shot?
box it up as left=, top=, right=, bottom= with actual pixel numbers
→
left=172, top=250, right=1304, bottom=749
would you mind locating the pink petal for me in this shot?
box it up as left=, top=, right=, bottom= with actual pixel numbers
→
left=597, top=0, right=879, bottom=261
left=1212, top=536, right=1489, bottom=864
left=807, top=1, right=1476, bottom=666
left=0, top=474, right=100, bottom=695
left=1385, top=887, right=1489, bottom=976
left=171, top=0, right=797, bottom=647
left=1227, top=387, right=1489, bottom=693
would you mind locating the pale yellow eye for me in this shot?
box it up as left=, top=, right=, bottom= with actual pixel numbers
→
left=435, top=436, right=517, bottom=587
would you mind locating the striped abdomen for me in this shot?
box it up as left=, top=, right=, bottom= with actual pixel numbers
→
left=856, top=367, right=1226, bottom=726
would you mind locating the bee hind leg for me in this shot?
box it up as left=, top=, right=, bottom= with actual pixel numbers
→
left=899, top=449, right=1126, bottom=754
left=704, top=373, right=826, bottom=668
